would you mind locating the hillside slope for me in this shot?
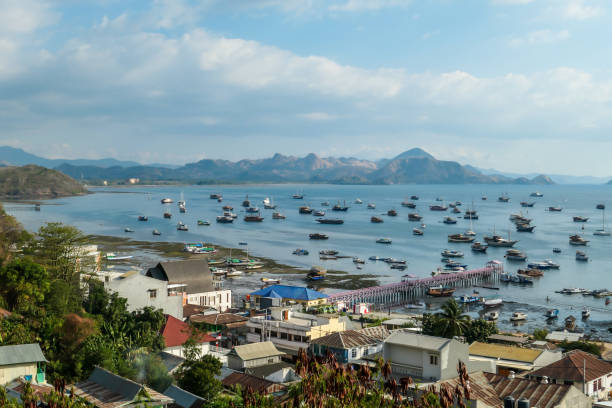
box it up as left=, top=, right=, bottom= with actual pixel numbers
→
left=0, top=165, right=89, bottom=199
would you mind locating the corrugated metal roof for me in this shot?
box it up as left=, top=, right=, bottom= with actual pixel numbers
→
left=435, top=371, right=502, bottom=408
left=483, top=372, right=578, bottom=408
left=222, top=372, right=282, bottom=394
left=357, top=326, right=391, bottom=341
left=488, top=334, right=528, bottom=344
left=250, top=285, right=328, bottom=301
left=384, top=331, right=452, bottom=352
left=230, top=341, right=285, bottom=361
left=469, top=342, right=542, bottom=363
left=189, top=313, right=248, bottom=326
left=530, top=349, right=612, bottom=382
left=163, top=385, right=203, bottom=408
left=147, top=260, right=214, bottom=294
left=311, top=330, right=380, bottom=349
left=546, top=330, right=584, bottom=342
left=0, top=343, right=47, bottom=366
left=245, top=362, right=294, bottom=379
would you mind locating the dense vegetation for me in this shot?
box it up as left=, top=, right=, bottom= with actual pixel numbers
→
left=421, top=298, right=498, bottom=342
left=0, top=165, right=87, bottom=199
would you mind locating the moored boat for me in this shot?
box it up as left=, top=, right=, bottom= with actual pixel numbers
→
left=516, top=224, right=535, bottom=232
left=530, top=192, right=543, bottom=197
left=376, top=238, right=392, bottom=244
left=510, top=312, right=527, bottom=321
left=152, top=229, right=161, bottom=236
left=124, top=227, right=134, bottom=233
left=261, top=277, right=281, bottom=284
left=448, top=234, right=475, bottom=243
left=471, top=242, right=488, bottom=253
left=575, top=250, right=589, bottom=261
left=292, top=248, right=309, bottom=256
left=161, top=198, right=173, bottom=204
left=520, top=202, right=535, bottom=207
left=483, top=298, right=503, bottom=307
left=197, top=220, right=210, bottom=226
left=505, top=249, right=527, bottom=261
left=413, top=228, right=423, bottom=236
left=216, top=215, right=234, bottom=223
left=485, top=311, right=499, bottom=321
left=272, top=212, right=286, bottom=219
left=242, top=195, right=251, bottom=207
left=429, top=205, right=448, bottom=211
left=427, top=285, right=455, bottom=297
left=484, top=234, right=518, bottom=247
left=244, top=213, right=264, bottom=222
left=547, top=206, right=562, bottom=212
left=545, top=309, right=559, bottom=318
left=316, top=218, right=344, bottom=225
left=442, top=216, right=457, bottom=224
left=387, top=209, right=398, bottom=216
left=332, top=201, right=349, bottom=211
left=569, top=234, right=589, bottom=246
left=299, top=206, right=313, bottom=214
left=309, top=233, right=329, bottom=240
left=371, top=216, right=384, bottom=223
left=138, top=216, right=148, bottom=221
left=518, top=268, right=544, bottom=277
left=367, top=203, right=376, bottom=209
left=408, top=213, right=423, bottom=221
left=573, top=216, right=589, bottom=222
left=441, top=249, right=464, bottom=258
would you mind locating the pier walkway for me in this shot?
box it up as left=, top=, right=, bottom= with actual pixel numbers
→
left=327, top=261, right=504, bottom=308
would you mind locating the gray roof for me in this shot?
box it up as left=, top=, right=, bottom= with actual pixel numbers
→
left=245, top=362, right=294, bottom=379
left=163, top=385, right=204, bottom=408
left=0, top=343, right=47, bottom=366
left=158, top=351, right=185, bottom=373
left=311, top=330, right=380, bottom=349
left=147, top=260, right=214, bottom=294
left=230, top=341, right=285, bottom=361
left=384, top=331, right=452, bottom=352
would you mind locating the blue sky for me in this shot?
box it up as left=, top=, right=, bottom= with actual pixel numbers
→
left=1, top=0, right=612, bottom=175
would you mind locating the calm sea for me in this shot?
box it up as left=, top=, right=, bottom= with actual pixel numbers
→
left=6, top=183, right=612, bottom=338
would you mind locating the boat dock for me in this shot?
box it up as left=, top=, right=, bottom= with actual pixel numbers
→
left=327, top=261, right=504, bottom=308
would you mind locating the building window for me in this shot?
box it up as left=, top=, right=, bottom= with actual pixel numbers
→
left=254, top=328, right=261, bottom=334
left=351, top=349, right=357, bottom=359
left=429, top=355, right=438, bottom=365
left=149, top=289, right=157, bottom=299
left=280, top=332, right=288, bottom=340
left=598, top=379, right=602, bottom=390
left=364, top=347, right=369, bottom=356
left=268, top=358, right=274, bottom=364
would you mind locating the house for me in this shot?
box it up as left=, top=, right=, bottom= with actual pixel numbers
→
left=246, top=307, right=350, bottom=355
left=190, top=313, right=249, bottom=348
left=310, top=329, right=384, bottom=364
left=183, top=304, right=218, bottom=320
left=163, top=384, right=204, bottom=408
left=0, top=343, right=47, bottom=385
left=73, top=366, right=173, bottom=407
left=484, top=372, right=591, bottom=408
left=161, top=314, right=217, bottom=358
left=528, top=349, right=612, bottom=399
left=546, top=330, right=585, bottom=343
left=147, top=260, right=232, bottom=311
left=487, top=334, right=529, bottom=346
left=4, top=379, right=54, bottom=404
left=158, top=351, right=185, bottom=375
left=248, top=285, right=328, bottom=308
left=245, top=362, right=299, bottom=384
left=383, top=332, right=494, bottom=382
left=221, top=372, right=285, bottom=395
left=100, top=270, right=184, bottom=319
left=227, top=341, right=285, bottom=371
left=469, top=342, right=562, bottom=375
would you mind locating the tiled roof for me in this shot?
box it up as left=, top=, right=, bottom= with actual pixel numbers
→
left=250, top=285, right=328, bottom=301
left=161, top=315, right=216, bottom=348
left=384, top=331, right=452, bottom=352
left=530, top=349, right=612, bottom=382
left=483, top=372, right=577, bottom=408
left=73, top=367, right=173, bottom=408
left=435, top=372, right=502, bottom=408
left=230, top=341, right=285, bottom=361
left=357, top=326, right=391, bottom=341
left=190, top=313, right=248, bottom=327
left=222, top=372, right=281, bottom=394
left=469, top=342, right=542, bottom=364
left=0, top=343, right=47, bottom=366
left=183, top=304, right=212, bottom=318
left=311, top=330, right=379, bottom=349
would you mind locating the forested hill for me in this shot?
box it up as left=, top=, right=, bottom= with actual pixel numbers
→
left=0, top=165, right=88, bottom=199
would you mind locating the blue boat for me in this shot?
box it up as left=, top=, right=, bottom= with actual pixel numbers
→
left=545, top=309, right=559, bottom=318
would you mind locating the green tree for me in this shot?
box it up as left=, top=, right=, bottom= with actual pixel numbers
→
left=0, top=258, right=50, bottom=312
left=464, top=319, right=498, bottom=343
left=421, top=313, right=442, bottom=336
left=129, top=352, right=173, bottom=392
left=533, top=328, right=548, bottom=341
left=560, top=340, right=602, bottom=357
left=34, top=222, right=87, bottom=282
left=175, top=355, right=222, bottom=402
left=435, top=298, right=471, bottom=338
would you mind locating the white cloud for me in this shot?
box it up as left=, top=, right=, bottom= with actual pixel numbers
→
left=492, top=0, right=534, bottom=4
left=508, top=29, right=570, bottom=47
left=563, top=0, right=603, bottom=20
left=0, top=0, right=58, bottom=34
left=299, top=112, right=338, bottom=121
left=329, top=0, right=412, bottom=12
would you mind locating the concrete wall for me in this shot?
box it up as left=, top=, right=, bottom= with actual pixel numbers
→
left=106, top=273, right=183, bottom=319
left=188, top=289, right=232, bottom=312
left=228, top=355, right=283, bottom=371
left=164, top=343, right=210, bottom=359
left=0, top=363, right=37, bottom=385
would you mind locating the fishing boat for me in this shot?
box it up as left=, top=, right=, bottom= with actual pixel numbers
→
left=485, top=311, right=499, bottom=321
left=547, top=206, right=563, bottom=212
left=573, top=216, right=589, bottom=223
left=367, top=203, right=376, bottom=209
left=569, top=234, right=589, bottom=246
left=498, top=194, right=510, bottom=202
left=510, top=312, right=527, bottom=321
left=371, top=216, right=384, bottom=223
left=401, top=201, right=416, bottom=208
left=245, top=207, right=260, bottom=213
left=299, top=206, right=313, bottom=214
left=353, top=257, right=365, bottom=264
left=408, top=213, right=423, bottom=221
left=516, top=224, right=535, bottom=232
left=387, top=209, right=398, bottom=216
left=575, top=250, right=589, bottom=261
left=138, top=216, right=148, bottom=221
left=309, top=233, right=329, bottom=240
left=427, top=285, right=455, bottom=297
left=441, top=249, right=464, bottom=258
left=442, top=216, right=457, bottom=224
left=483, top=298, right=503, bottom=307
left=429, top=205, right=448, bottom=211
left=597, top=203, right=606, bottom=210
left=316, top=218, right=344, bottom=225
left=197, top=220, right=210, bottom=226
left=484, top=234, right=518, bottom=247
left=520, top=202, right=535, bottom=207
left=216, top=215, right=234, bottom=223
left=152, top=229, right=161, bottom=236
left=244, top=213, right=264, bottom=222
left=530, top=192, right=543, bottom=197
left=313, top=210, right=325, bottom=217
left=582, top=308, right=590, bottom=319
left=261, top=277, right=281, bottom=284
left=292, top=248, right=309, bottom=256
left=332, top=201, right=349, bottom=211
left=413, top=228, right=423, bottom=236
left=161, top=198, right=173, bottom=204
left=376, top=238, right=392, bottom=244
left=448, top=234, right=475, bottom=243
left=463, top=210, right=479, bottom=219
left=124, top=227, right=134, bottom=233
left=518, top=268, right=544, bottom=277
left=292, top=193, right=304, bottom=199
left=272, top=212, right=286, bottom=220
left=163, top=211, right=172, bottom=219
left=545, top=309, right=559, bottom=318
left=177, top=222, right=188, bottom=231
left=354, top=198, right=363, bottom=204
left=565, top=315, right=577, bottom=330
left=242, top=195, right=251, bottom=207
left=471, top=242, right=488, bottom=253
left=505, top=249, right=527, bottom=261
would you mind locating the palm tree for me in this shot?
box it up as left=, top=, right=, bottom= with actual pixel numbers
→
left=435, top=298, right=471, bottom=338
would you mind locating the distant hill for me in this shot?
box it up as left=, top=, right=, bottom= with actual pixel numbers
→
left=0, top=165, right=88, bottom=199
left=53, top=148, right=555, bottom=185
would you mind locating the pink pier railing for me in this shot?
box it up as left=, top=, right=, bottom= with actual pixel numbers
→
left=327, top=261, right=504, bottom=309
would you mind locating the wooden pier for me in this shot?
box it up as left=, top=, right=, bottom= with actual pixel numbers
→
left=327, top=261, right=503, bottom=308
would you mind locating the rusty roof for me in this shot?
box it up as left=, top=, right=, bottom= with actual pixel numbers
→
left=530, top=349, right=612, bottom=383
left=161, top=315, right=216, bottom=348
left=310, top=330, right=380, bottom=349
left=435, top=371, right=502, bottom=408
left=483, top=372, right=576, bottom=408
left=357, top=326, right=391, bottom=341
left=189, top=313, right=248, bottom=327
left=469, top=342, right=542, bottom=363
left=222, top=372, right=282, bottom=394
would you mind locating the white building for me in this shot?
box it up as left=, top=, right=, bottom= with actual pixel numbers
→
left=309, top=327, right=389, bottom=364
left=146, top=260, right=231, bottom=312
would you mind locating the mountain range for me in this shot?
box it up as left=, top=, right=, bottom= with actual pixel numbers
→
left=0, top=146, right=558, bottom=185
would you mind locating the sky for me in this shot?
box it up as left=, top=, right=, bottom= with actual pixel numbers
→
left=1, top=0, right=612, bottom=175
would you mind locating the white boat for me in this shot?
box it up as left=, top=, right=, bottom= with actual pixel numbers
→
left=510, top=312, right=527, bottom=321
left=594, top=209, right=611, bottom=236
left=576, top=250, right=589, bottom=261
left=483, top=298, right=503, bottom=307
left=354, top=198, right=363, bottom=204
left=262, top=197, right=271, bottom=206
left=225, top=270, right=243, bottom=277
left=485, top=311, right=499, bottom=321
left=353, top=257, right=365, bottom=264
left=106, top=252, right=133, bottom=261
left=367, top=203, right=376, bottom=209
left=161, top=198, right=173, bottom=204
left=272, top=212, right=286, bottom=219
left=404, top=301, right=425, bottom=309
left=582, top=308, right=590, bottom=319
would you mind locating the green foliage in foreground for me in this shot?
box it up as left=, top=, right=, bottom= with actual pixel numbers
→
left=422, top=298, right=498, bottom=342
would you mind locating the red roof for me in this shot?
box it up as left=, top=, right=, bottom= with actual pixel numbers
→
left=530, top=349, right=612, bottom=383
left=161, top=315, right=216, bottom=348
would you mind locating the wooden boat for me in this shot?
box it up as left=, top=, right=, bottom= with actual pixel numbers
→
left=309, top=233, right=329, bottom=240
left=387, top=209, right=398, bottom=216
left=505, top=249, right=527, bottom=261
left=371, top=216, right=384, bottom=223
left=517, top=268, right=544, bottom=277
left=565, top=315, right=577, bottom=330
left=316, top=218, right=344, bottom=224
left=413, top=228, right=423, bottom=236
left=569, top=234, right=589, bottom=246
left=272, top=212, right=286, bottom=219
left=223, top=205, right=233, bottom=211
left=332, top=201, right=349, bottom=211
left=408, top=213, right=423, bottom=221
left=429, top=205, right=448, bottom=211
left=448, top=234, right=475, bottom=243
left=471, top=242, right=488, bottom=253
left=242, top=195, right=251, bottom=207
left=163, top=212, right=172, bottom=219
left=427, top=286, right=455, bottom=297
left=484, top=235, right=517, bottom=247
